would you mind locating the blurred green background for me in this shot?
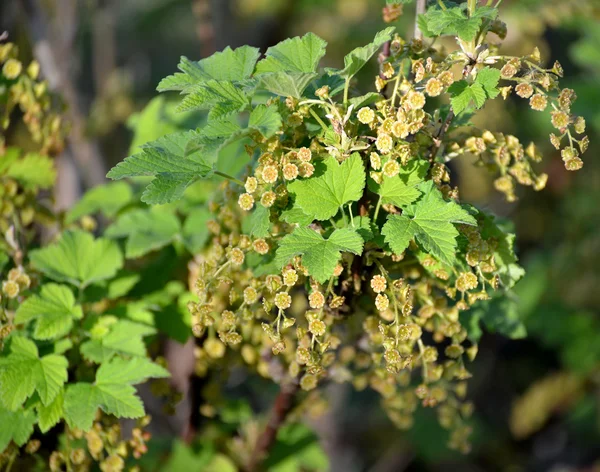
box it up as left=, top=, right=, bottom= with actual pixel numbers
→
left=2, top=0, right=600, bottom=470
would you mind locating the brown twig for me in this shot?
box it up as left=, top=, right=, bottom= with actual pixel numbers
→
left=246, top=380, right=299, bottom=472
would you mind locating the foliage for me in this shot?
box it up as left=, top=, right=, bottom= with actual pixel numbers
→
left=102, top=0, right=584, bottom=461
left=0, top=0, right=592, bottom=469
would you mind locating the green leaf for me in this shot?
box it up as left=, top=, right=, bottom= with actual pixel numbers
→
left=80, top=319, right=156, bottom=363
left=275, top=227, right=363, bottom=283
left=177, top=80, right=250, bottom=114
left=200, top=116, right=242, bottom=138
left=107, top=131, right=214, bottom=205
left=182, top=208, right=212, bottom=253
left=259, top=72, right=318, bottom=99
left=0, top=405, right=37, bottom=450
left=101, top=270, right=141, bottom=300
left=157, top=46, right=260, bottom=92
left=382, top=181, right=476, bottom=265
left=448, top=67, right=501, bottom=114
left=105, top=209, right=181, bottom=259
left=15, top=284, right=83, bottom=340
left=330, top=27, right=395, bottom=79
left=348, top=92, right=383, bottom=109
left=448, top=80, right=485, bottom=114
left=66, top=182, right=133, bottom=224
left=4, top=152, right=56, bottom=189
left=37, top=391, right=64, bottom=433
left=463, top=295, right=526, bottom=342
left=29, top=230, right=123, bottom=288
left=351, top=215, right=376, bottom=242
left=368, top=159, right=429, bottom=208
left=249, top=104, right=283, bottom=139
left=127, top=96, right=197, bottom=153
left=0, top=337, right=68, bottom=410
left=161, top=441, right=216, bottom=471
left=264, top=423, right=330, bottom=472
left=242, top=205, right=271, bottom=238
left=475, top=66, right=501, bottom=99
left=288, top=153, right=366, bottom=221
left=64, top=357, right=169, bottom=431
left=280, top=205, right=314, bottom=227
left=453, top=18, right=482, bottom=42
left=97, top=356, right=170, bottom=385
left=420, top=6, right=484, bottom=41
left=256, top=33, right=327, bottom=74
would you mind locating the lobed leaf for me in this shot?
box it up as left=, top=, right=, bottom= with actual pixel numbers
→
left=382, top=181, right=476, bottom=265
left=0, top=406, right=37, bottom=450
left=29, top=230, right=123, bottom=288
left=259, top=72, right=318, bottom=99
left=275, top=227, right=363, bottom=283
left=63, top=357, right=169, bottom=431
left=329, top=27, right=395, bottom=79
left=256, top=33, right=327, bottom=74
left=0, top=337, right=68, bottom=410
left=368, top=159, right=429, bottom=208
left=15, top=284, right=83, bottom=340
left=288, top=153, right=366, bottom=221
left=157, top=46, right=260, bottom=92
left=105, top=209, right=181, bottom=259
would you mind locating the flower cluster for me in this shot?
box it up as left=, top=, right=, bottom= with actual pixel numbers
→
left=177, top=14, right=587, bottom=454
left=0, top=41, right=66, bottom=155
left=46, top=417, right=152, bottom=472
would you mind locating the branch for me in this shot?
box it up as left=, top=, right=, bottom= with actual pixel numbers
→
left=428, top=108, right=454, bottom=162
left=246, top=380, right=299, bottom=472
left=428, top=65, right=474, bottom=162
left=414, top=0, right=427, bottom=40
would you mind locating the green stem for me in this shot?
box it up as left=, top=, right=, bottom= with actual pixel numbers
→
left=467, top=0, right=477, bottom=15
left=5, top=449, right=17, bottom=472
left=436, top=0, right=447, bottom=10
left=309, top=108, right=328, bottom=131
left=373, top=195, right=383, bottom=221
left=213, top=260, right=232, bottom=279
left=390, top=72, right=402, bottom=108
left=214, top=171, right=244, bottom=186
left=348, top=204, right=355, bottom=227
left=343, top=78, right=350, bottom=106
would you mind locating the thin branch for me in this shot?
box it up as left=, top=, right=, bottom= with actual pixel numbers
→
left=427, top=64, right=474, bottom=162
left=246, top=380, right=299, bottom=472
left=414, top=0, right=427, bottom=40
left=428, top=108, right=454, bottom=162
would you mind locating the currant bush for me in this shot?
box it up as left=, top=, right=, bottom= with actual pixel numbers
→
left=0, top=0, right=590, bottom=469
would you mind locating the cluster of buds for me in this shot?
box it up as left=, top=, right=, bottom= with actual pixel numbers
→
left=461, top=131, right=548, bottom=201
left=1, top=267, right=32, bottom=343
left=0, top=41, right=66, bottom=155
left=238, top=144, right=315, bottom=213
left=493, top=53, right=588, bottom=174
left=47, top=416, right=152, bottom=472
left=0, top=176, right=43, bottom=232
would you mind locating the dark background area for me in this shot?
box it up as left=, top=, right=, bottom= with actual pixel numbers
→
left=2, top=0, right=600, bottom=470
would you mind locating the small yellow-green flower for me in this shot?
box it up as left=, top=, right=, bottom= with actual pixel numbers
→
left=3, top=58, right=22, bottom=80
